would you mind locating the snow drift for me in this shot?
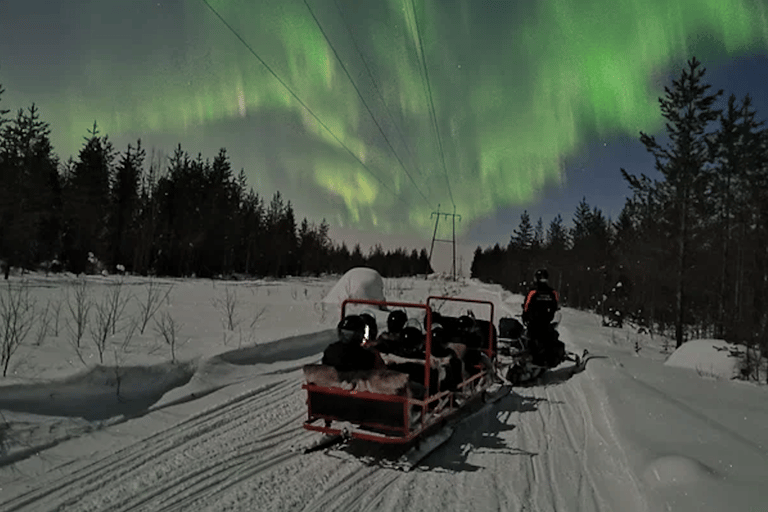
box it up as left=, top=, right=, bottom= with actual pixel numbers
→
left=322, top=267, right=386, bottom=308
left=663, top=339, right=741, bottom=380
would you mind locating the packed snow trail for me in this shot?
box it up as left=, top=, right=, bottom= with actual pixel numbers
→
left=3, top=279, right=766, bottom=511
left=0, top=336, right=646, bottom=511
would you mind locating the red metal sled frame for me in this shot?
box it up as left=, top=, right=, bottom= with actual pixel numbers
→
left=303, top=297, right=495, bottom=444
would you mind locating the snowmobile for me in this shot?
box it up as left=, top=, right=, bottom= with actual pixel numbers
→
left=497, top=312, right=588, bottom=386
left=301, top=296, right=504, bottom=468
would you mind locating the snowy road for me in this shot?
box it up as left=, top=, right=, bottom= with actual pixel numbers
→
left=0, top=339, right=645, bottom=511
left=2, top=279, right=766, bottom=511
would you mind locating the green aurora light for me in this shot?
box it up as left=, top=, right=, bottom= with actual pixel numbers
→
left=19, top=0, right=768, bottom=236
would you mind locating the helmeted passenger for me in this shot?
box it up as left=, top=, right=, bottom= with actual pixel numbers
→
left=322, top=315, right=383, bottom=372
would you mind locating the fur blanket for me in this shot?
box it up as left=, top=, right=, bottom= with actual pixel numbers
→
left=303, top=364, right=411, bottom=396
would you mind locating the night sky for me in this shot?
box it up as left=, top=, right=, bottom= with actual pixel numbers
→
left=1, top=0, right=767, bottom=271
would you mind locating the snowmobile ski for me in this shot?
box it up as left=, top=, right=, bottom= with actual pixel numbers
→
left=393, top=426, right=455, bottom=471
left=303, top=433, right=345, bottom=454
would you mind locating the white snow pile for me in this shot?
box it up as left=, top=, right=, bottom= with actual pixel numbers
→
left=664, top=339, right=741, bottom=380
left=322, top=267, right=386, bottom=307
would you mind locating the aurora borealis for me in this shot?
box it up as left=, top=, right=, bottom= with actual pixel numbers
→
left=1, top=0, right=767, bottom=241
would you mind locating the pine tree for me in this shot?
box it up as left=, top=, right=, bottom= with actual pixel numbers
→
left=570, top=197, right=593, bottom=252
left=204, top=148, right=238, bottom=275
left=633, top=57, right=723, bottom=348
left=470, top=246, right=483, bottom=279
left=546, top=214, right=568, bottom=253
left=63, top=121, right=115, bottom=273
left=0, top=82, right=9, bottom=132
left=110, top=140, right=144, bottom=271
left=0, top=104, right=60, bottom=276
left=707, top=94, right=764, bottom=339
left=533, top=217, right=545, bottom=250
left=239, top=188, right=264, bottom=275
left=510, top=210, right=534, bottom=250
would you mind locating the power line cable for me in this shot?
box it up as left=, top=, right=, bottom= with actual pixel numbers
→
left=304, top=0, right=433, bottom=208
left=409, top=0, right=455, bottom=209
left=333, top=0, right=423, bottom=178
left=199, top=0, right=409, bottom=207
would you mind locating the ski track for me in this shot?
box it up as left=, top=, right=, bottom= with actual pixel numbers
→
left=0, top=291, right=649, bottom=512
left=0, top=375, right=318, bottom=511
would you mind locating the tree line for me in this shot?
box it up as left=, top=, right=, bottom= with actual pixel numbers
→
left=0, top=84, right=432, bottom=280
left=472, top=57, right=768, bottom=377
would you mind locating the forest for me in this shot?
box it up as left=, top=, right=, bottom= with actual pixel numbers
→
left=472, top=58, right=768, bottom=379
left=0, top=86, right=431, bottom=281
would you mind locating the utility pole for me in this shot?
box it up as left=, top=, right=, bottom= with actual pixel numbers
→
left=429, top=204, right=462, bottom=280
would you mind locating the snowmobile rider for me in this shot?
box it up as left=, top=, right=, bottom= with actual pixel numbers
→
left=522, top=269, right=563, bottom=367
left=322, top=315, right=384, bottom=373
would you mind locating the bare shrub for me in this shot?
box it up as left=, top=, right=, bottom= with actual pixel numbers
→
left=50, top=295, right=62, bottom=336
left=65, top=278, right=91, bottom=350
left=154, top=310, right=181, bottom=363
left=34, top=300, right=53, bottom=346
left=0, top=281, right=37, bottom=377
left=112, top=316, right=139, bottom=401
left=238, top=306, right=268, bottom=347
left=314, top=302, right=328, bottom=324
left=107, top=278, right=132, bottom=335
left=89, top=280, right=132, bottom=364
left=89, top=303, right=112, bottom=365
left=138, top=279, right=173, bottom=334
left=213, top=286, right=240, bottom=331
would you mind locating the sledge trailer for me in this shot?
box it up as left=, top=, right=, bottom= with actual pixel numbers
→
left=302, top=296, right=496, bottom=444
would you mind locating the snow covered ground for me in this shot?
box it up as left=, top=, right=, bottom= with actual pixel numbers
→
left=0, top=272, right=766, bottom=511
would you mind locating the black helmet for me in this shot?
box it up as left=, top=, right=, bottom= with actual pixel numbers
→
left=360, top=311, right=378, bottom=342
left=458, top=314, right=475, bottom=332
left=337, top=315, right=366, bottom=344
left=431, top=322, right=446, bottom=345
left=387, top=310, right=407, bottom=334
left=534, top=268, right=549, bottom=284
left=401, top=326, right=424, bottom=353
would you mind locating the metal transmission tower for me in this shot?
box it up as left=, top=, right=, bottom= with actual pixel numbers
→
left=428, top=205, right=462, bottom=280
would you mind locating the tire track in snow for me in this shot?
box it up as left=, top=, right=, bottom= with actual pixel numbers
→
left=0, top=374, right=311, bottom=512
left=504, top=368, right=644, bottom=512
left=545, top=380, right=606, bottom=511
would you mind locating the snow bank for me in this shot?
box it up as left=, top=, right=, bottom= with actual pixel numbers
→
left=0, top=363, right=195, bottom=421
left=322, top=267, right=386, bottom=308
left=664, top=339, right=740, bottom=380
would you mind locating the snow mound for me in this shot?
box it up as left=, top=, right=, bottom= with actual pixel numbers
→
left=643, top=455, right=720, bottom=488
left=0, top=363, right=194, bottom=421
left=664, top=339, right=740, bottom=380
left=322, top=267, right=386, bottom=308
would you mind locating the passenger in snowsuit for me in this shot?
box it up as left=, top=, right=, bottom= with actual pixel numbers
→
left=322, top=315, right=384, bottom=373
left=522, top=269, right=565, bottom=368
left=429, top=322, right=465, bottom=391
